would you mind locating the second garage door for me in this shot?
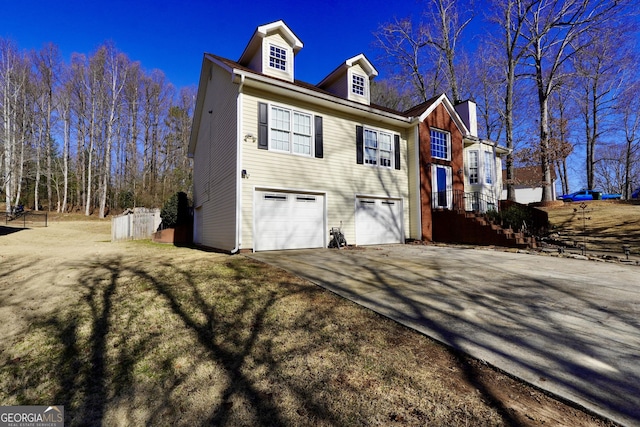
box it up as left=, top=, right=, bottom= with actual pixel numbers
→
left=355, top=197, right=403, bottom=245
left=254, top=190, right=325, bottom=251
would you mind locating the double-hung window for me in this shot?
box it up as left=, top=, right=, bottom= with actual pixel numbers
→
left=430, top=128, right=450, bottom=160
left=364, top=128, right=393, bottom=168
left=468, top=150, right=479, bottom=184
left=269, top=44, right=287, bottom=71
left=379, top=132, right=392, bottom=167
left=484, top=151, right=494, bottom=184
left=270, top=105, right=312, bottom=156
left=364, top=129, right=378, bottom=165
left=292, top=112, right=312, bottom=155
left=352, top=73, right=366, bottom=96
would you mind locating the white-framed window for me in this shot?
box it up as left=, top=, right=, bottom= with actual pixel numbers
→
left=270, top=105, right=312, bottom=156
left=484, top=151, right=494, bottom=184
left=364, top=128, right=394, bottom=168
left=432, top=164, right=453, bottom=209
left=430, top=128, right=450, bottom=160
left=269, top=44, right=287, bottom=71
left=468, top=150, right=479, bottom=184
left=364, top=129, right=378, bottom=165
left=352, top=73, right=366, bottom=96
left=379, top=132, right=392, bottom=167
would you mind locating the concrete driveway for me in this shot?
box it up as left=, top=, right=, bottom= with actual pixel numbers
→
left=250, top=245, right=640, bottom=427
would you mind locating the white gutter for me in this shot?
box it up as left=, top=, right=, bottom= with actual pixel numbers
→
left=231, top=68, right=414, bottom=127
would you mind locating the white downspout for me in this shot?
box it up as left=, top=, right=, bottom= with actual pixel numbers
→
left=414, top=124, right=422, bottom=240
left=231, top=73, right=246, bottom=254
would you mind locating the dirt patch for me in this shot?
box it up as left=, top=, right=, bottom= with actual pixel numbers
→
left=0, top=220, right=617, bottom=426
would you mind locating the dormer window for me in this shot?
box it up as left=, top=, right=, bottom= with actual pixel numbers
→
left=269, top=44, right=287, bottom=71
left=352, top=74, right=366, bottom=96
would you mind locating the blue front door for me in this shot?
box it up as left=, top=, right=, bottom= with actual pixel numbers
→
left=436, top=166, right=447, bottom=207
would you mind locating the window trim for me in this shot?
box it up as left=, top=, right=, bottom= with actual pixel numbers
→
left=268, top=103, right=314, bottom=157
left=430, top=128, right=451, bottom=161
left=468, top=150, right=479, bottom=185
left=352, top=73, right=366, bottom=96
left=484, top=151, right=494, bottom=184
left=268, top=43, right=288, bottom=72
left=361, top=127, right=396, bottom=169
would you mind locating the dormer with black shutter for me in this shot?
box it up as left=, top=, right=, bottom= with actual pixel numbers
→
left=317, top=54, right=378, bottom=105
left=238, top=20, right=303, bottom=83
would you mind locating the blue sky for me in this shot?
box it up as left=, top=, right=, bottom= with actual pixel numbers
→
left=1, top=0, right=427, bottom=88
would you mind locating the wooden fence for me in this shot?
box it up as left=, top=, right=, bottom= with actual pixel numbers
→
left=111, top=208, right=161, bottom=242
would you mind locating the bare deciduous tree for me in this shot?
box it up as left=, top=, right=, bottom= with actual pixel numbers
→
left=573, top=26, right=628, bottom=191
left=522, top=0, right=623, bottom=201
left=373, top=17, right=434, bottom=104
left=486, top=0, right=541, bottom=201
left=617, top=80, right=640, bottom=198
left=420, top=0, right=474, bottom=103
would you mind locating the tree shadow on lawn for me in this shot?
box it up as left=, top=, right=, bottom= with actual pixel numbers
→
left=10, top=246, right=624, bottom=426
left=3, top=254, right=361, bottom=426
left=307, top=248, right=639, bottom=424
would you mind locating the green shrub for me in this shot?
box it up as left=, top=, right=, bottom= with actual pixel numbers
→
left=160, top=191, right=191, bottom=228
left=117, top=190, right=135, bottom=210
left=485, top=209, right=501, bottom=224
left=501, top=205, right=532, bottom=231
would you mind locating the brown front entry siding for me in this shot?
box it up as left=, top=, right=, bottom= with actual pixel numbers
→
left=418, top=102, right=465, bottom=242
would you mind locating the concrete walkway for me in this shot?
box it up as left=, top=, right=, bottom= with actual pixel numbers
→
left=250, top=245, right=640, bottom=427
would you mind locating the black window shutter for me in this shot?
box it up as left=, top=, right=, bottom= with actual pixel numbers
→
left=258, top=102, right=268, bottom=150
left=314, top=116, right=323, bottom=158
left=356, top=125, right=364, bottom=164
left=394, top=134, right=401, bottom=170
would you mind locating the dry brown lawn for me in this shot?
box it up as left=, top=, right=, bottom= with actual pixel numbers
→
left=0, top=215, right=617, bottom=426
left=541, top=200, right=640, bottom=256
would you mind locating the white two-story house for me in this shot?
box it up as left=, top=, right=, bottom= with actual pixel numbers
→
left=189, top=20, right=503, bottom=252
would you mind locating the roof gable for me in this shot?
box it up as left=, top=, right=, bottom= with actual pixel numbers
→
left=237, top=20, right=303, bottom=83
left=406, top=93, right=469, bottom=135
left=317, top=54, right=378, bottom=105
left=238, top=20, right=303, bottom=65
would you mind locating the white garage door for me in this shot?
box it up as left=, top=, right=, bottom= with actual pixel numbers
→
left=254, top=191, right=325, bottom=251
left=355, top=197, right=403, bottom=245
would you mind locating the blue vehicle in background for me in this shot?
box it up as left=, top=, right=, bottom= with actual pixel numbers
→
left=559, top=189, right=622, bottom=202
left=632, top=187, right=640, bottom=199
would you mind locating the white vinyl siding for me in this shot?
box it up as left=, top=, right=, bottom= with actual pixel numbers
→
left=347, top=65, right=370, bottom=105
left=262, top=33, right=294, bottom=82
left=239, top=87, right=410, bottom=250
left=192, top=63, right=239, bottom=251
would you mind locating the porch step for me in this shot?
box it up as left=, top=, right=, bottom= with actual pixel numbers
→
left=433, top=209, right=537, bottom=249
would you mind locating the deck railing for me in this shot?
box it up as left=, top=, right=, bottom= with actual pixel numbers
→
left=432, top=190, right=499, bottom=214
